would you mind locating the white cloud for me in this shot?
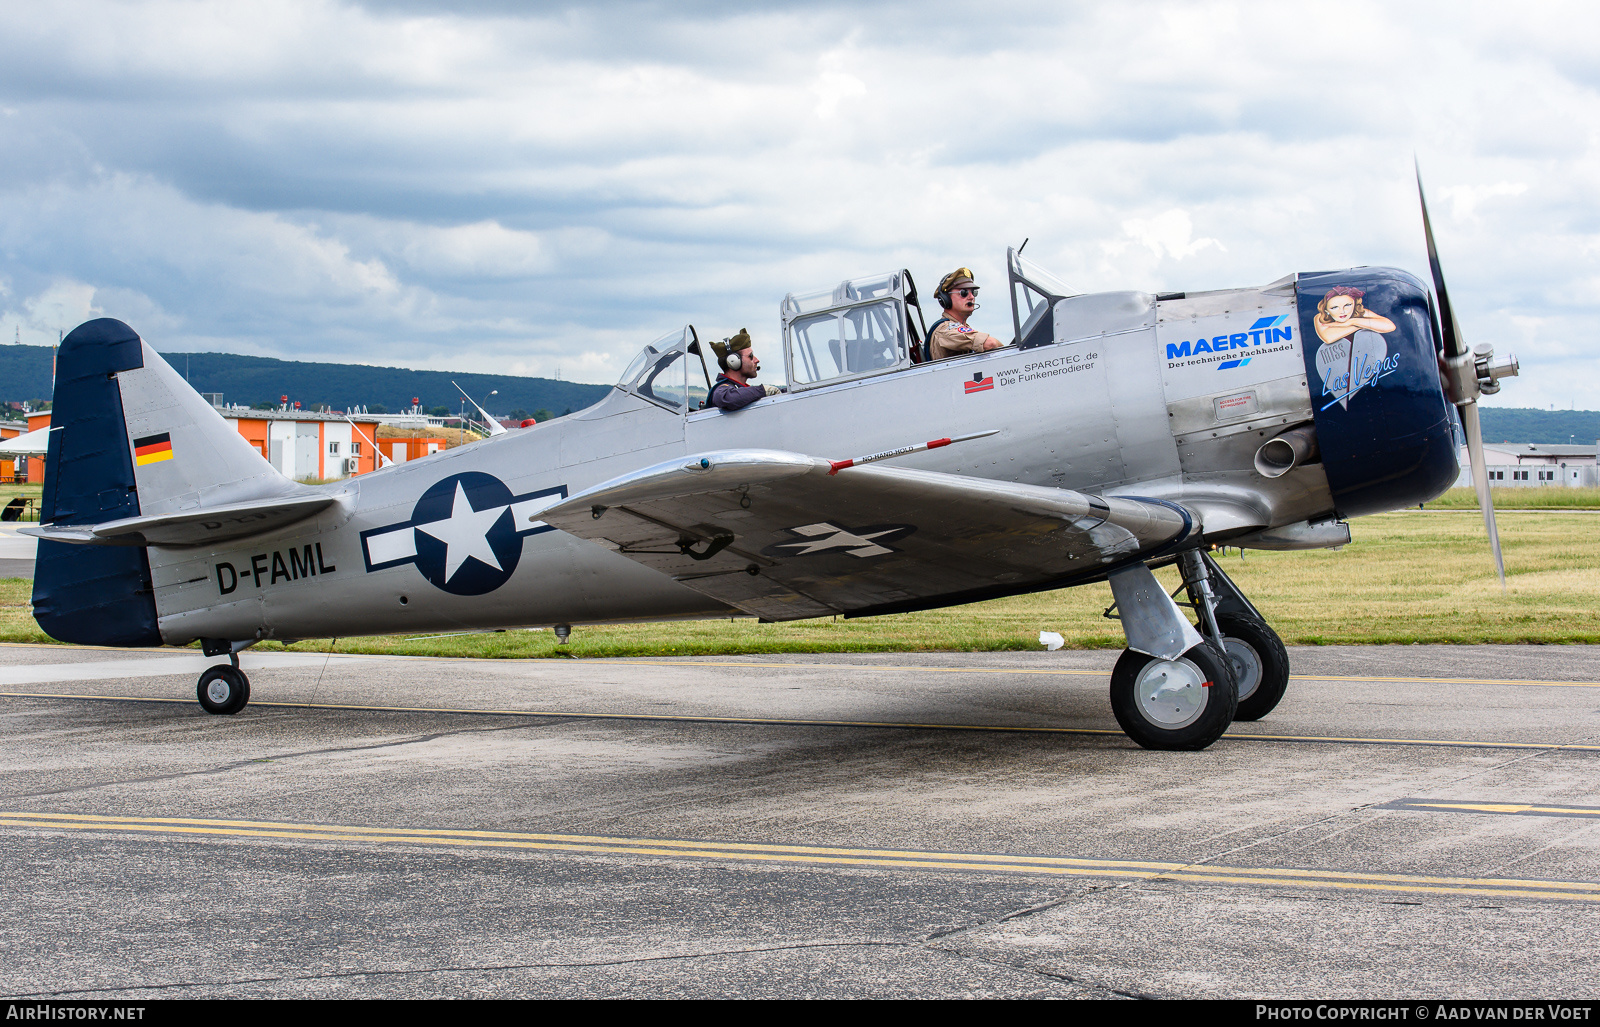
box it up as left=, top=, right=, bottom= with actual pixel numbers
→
left=0, top=279, right=101, bottom=345
left=0, top=0, right=1593, bottom=411
left=1438, top=182, right=1530, bottom=221
left=1114, top=209, right=1225, bottom=262
left=811, top=48, right=868, bottom=121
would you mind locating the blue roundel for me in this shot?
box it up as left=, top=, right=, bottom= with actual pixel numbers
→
left=410, top=471, right=521, bottom=596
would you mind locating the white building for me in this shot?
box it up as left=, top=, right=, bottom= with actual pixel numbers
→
left=212, top=405, right=388, bottom=481
left=1455, top=442, right=1600, bottom=488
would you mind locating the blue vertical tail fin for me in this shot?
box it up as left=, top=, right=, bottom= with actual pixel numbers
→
left=32, top=319, right=161, bottom=646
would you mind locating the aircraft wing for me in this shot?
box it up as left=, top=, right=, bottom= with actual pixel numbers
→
left=539, top=449, right=1196, bottom=621
left=21, top=494, right=340, bottom=547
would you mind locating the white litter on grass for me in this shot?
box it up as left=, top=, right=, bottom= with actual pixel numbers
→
left=1039, top=631, right=1064, bottom=651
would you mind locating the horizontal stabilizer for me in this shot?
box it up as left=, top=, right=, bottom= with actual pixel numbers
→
left=23, top=493, right=338, bottom=547
left=541, top=449, right=1198, bottom=620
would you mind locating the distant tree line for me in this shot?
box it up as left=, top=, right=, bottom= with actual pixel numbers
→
left=1478, top=408, right=1600, bottom=446
left=0, top=345, right=609, bottom=417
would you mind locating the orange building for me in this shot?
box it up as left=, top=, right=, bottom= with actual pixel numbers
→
left=216, top=408, right=387, bottom=481
left=2, top=404, right=461, bottom=486
left=376, top=435, right=446, bottom=466
left=21, top=411, right=49, bottom=483
left=0, top=419, right=26, bottom=483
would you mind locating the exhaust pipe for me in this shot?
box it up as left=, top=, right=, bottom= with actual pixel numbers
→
left=1254, top=425, right=1319, bottom=479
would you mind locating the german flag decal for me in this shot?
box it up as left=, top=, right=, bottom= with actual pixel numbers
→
left=133, top=432, right=174, bottom=467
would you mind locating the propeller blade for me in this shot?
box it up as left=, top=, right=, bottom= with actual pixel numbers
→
left=1458, top=402, right=1506, bottom=587
left=1416, top=161, right=1466, bottom=360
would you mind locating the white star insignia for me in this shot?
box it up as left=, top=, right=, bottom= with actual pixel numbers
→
left=417, top=482, right=509, bottom=582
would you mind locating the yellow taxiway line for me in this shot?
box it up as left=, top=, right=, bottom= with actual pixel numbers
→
left=1386, top=800, right=1600, bottom=819
left=3, top=810, right=1596, bottom=904
left=3, top=689, right=1599, bottom=752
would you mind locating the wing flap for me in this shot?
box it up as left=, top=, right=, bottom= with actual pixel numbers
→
left=541, top=449, right=1196, bottom=620
left=22, top=494, right=339, bottom=547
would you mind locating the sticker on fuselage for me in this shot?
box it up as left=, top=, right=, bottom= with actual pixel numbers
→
left=1158, top=307, right=1303, bottom=402
left=958, top=347, right=1101, bottom=398
left=360, top=472, right=568, bottom=596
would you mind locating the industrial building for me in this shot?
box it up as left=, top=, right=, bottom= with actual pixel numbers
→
left=0, top=418, right=27, bottom=484
left=213, top=406, right=388, bottom=479
left=1455, top=442, right=1600, bottom=488
left=0, top=410, right=51, bottom=484
left=1, top=404, right=451, bottom=484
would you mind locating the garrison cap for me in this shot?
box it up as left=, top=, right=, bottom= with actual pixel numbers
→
left=710, top=328, right=754, bottom=366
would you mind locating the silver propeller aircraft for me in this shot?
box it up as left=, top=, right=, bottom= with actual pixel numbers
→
left=24, top=178, right=1517, bottom=750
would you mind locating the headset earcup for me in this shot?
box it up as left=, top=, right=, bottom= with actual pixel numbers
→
left=724, top=351, right=742, bottom=371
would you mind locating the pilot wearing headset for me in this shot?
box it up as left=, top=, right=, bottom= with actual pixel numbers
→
left=708, top=329, right=782, bottom=411
left=927, top=268, right=1006, bottom=361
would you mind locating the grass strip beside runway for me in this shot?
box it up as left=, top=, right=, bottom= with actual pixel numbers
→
left=4, top=510, right=1599, bottom=653
left=4, top=810, right=1597, bottom=904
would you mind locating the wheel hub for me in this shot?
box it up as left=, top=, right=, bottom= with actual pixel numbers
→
left=1134, top=657, right=1209, bottom=729
left=1222, top=637, right=1262, bottom=701
left=206, top=677, right=233, bottom=704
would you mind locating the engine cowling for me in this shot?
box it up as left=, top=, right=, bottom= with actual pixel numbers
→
left=1295, top=268, right=1460, bottom=518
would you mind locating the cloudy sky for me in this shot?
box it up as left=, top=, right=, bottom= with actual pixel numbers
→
left=0, top=0, right=1595, bottom=407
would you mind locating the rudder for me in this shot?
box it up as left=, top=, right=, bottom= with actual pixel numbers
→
left=32, top=319, right=161, bottom=646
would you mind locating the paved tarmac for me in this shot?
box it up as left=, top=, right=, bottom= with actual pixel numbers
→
left=1, top=641, right=1598, bottom=999
left=0, top=524, right=35, bottom=579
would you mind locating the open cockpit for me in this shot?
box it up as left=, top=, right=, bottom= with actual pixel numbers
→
left=612, top=247, right=1085, bottom=414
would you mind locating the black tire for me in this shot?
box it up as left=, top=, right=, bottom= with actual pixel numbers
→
left=197, top=666, right=250, bottom=715
left=1215, top=614, right=1289, bottom=722
left=1109, top=642, right=1238, bottom=751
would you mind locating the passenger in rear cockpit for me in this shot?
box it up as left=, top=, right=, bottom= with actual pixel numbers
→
left=708, top=329, right=782, bottom=412
left=927, top=268, right=1007, bottom=361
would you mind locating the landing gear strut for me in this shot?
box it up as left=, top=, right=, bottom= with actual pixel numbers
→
left=1177, top=551, right=1290, bottom=721
left=196, top=649, right=251, bottom=715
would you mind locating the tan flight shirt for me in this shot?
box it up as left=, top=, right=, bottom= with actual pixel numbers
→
left=929, top=317, right=1001, bottom=360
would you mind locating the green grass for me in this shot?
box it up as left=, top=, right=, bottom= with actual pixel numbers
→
left=3, top=509, right=1596, bottom=657
left=0, top=483, right=42, bottom=522
left=1423, top=486, right=1600, bottom=509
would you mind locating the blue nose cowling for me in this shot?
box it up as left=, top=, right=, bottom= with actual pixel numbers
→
left=1296, top=268, right=1460, bottom=520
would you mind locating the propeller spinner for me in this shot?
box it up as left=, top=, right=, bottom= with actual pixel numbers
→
left=1417, top=163, right=1520, bottom=585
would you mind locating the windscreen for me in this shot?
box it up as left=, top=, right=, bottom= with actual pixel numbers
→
left=619, top=329, right=694, bottom=411
left=1009, top=249, right=1076, bottom=349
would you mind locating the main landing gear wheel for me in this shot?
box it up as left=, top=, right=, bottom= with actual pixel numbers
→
left=1110, top=643, right=1238, bottom=751
left=197, top=665, right=250, bottom=715
left=1215, top=613, right=1289, bottom=722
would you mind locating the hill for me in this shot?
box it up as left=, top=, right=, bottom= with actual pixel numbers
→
left=0, top=344, right=609, bottom=417
left=1478, top=408, right=1600, bottom=446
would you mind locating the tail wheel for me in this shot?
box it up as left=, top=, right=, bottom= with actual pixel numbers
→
left=197, top=666, right=250, bottom=715
left=1109, top=642, right=1237, bottom=751
left=1215, top=614, right=1289, bottom=722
